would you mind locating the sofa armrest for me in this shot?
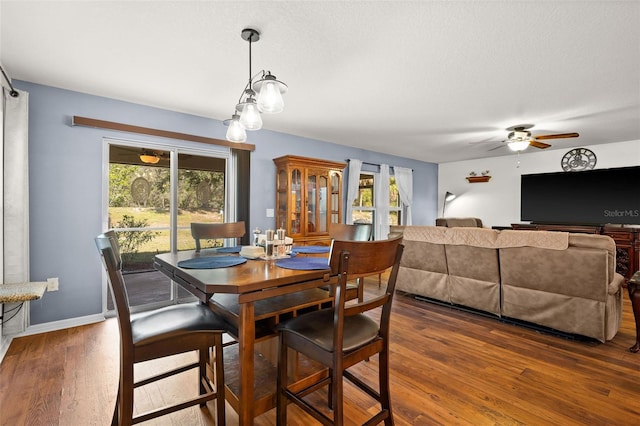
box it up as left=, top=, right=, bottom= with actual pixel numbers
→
left=609, top=273, right=625, bottom=295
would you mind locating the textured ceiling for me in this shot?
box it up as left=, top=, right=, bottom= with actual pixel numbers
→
left=1, top=1, right=639, bottom=163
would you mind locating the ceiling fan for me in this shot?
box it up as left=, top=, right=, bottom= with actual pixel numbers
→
left=139, top=150, right=169, bottom=164
left=493, top=124, right=579, bottom=152
left=110, top=145, right=170, bottom=165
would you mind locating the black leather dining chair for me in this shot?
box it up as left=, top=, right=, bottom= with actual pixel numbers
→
left=191, top=221, right=246, bottom=252
left=95, top=231, right=227, bottom=425
left=276, top=236, right=404, bottom=426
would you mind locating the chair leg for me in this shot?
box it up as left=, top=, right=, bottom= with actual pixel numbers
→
left=357, top=277, right=364, bottom=303
left=119, top=362, right=134, bottom=426
left=332, top=367, right=344, bottom=426
left=277, top=337, right=289, bottom=426
left=327, top=368, right=334, bottom=409
left=379, top=344, right=394, bottom=426
left=214, top=334, right=226, bottom=426
left=199, top=345, right=208, bottom=404
left=111, top=381, right=120, bottom=426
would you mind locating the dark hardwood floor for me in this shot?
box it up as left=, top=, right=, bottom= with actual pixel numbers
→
left=1, top=277, right=639, bottom=425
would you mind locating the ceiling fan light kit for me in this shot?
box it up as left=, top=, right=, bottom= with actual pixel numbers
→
left=223, top=28, right=287, bottom=142
left=139, top=151, right=161, bottom=164
left=498, top=125, right=579, bottom=153
left=508, top=140, right=530, bottom=151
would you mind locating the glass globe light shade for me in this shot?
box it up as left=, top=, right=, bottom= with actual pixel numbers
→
left=226, top=114, right=247, bottom=143
left=237, top=98, right=263, bottom=131
left=257, top=80, right=284, bottom=113
left=508, top=141, right=530, bottom=151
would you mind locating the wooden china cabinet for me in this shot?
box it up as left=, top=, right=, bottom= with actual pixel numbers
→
left=273, top=155, right=346, bottom=246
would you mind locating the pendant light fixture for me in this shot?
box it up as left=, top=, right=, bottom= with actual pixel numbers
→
left=225, top=113, right=247, bottom=142
left=223, top=28, right=287, bottom=142
left=140, top=151, right=161, bottom=164
left=507, top=129, right=531, bottom=151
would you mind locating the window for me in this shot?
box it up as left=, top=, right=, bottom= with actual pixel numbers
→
left=351, top=173, right=375, bottom=226
left=351, top=172, right=402, bottom=239
left=389, top=176, right=402, bottom=226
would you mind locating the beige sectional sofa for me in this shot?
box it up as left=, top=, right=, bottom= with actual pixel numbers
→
left=395, top=226, right=625, bottom=342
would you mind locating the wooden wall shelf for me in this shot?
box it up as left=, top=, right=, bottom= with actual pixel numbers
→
left=466, top=175, right=491, bottom=183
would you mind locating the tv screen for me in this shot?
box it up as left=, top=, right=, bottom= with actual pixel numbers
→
left=521, top=166, right=640, bottom=225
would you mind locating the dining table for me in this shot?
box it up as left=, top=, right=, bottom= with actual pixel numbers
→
left=153, top=248, right=335, bottom=425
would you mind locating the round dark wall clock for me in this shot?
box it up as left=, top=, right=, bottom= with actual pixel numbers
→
left=561, top=148, right=597, bottom=172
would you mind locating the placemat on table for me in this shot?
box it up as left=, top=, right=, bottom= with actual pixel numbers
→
left=290, top=246, right=331, bottom=254
left=178, top=256, right=247, bottom=269
left=275, top=257, right=330, bottom=270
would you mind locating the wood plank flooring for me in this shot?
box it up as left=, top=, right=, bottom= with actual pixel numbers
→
left=1, top=277, right=639, bottom=425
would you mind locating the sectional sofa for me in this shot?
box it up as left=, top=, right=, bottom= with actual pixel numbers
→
left=394, top=226, right=624, bottom=342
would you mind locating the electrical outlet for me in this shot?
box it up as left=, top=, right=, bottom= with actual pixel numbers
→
left=266, top=208, right=274, bottom=217
left=47, top=277, right=59, bottom=291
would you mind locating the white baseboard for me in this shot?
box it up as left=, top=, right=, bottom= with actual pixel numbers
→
left=0, top=313, right=105, bottom=364
left=22, top=313, right=106, bottom=336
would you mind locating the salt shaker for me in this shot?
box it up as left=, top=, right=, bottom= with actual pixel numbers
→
left=253, top=227, right=262, bottom=246
left=265, top=229, right=275, bottom=257
left=276, top=228, right=286, bottom=256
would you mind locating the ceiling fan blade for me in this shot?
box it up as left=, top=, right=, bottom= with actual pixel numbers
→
left=488, top=143, right=507, bottom=151
left=529, top=140, right=551, bottom=149
left=534, top=132, right=579, bottom=140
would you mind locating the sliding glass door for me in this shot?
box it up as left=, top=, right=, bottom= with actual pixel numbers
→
left=104, top=140, right=230, bottom=312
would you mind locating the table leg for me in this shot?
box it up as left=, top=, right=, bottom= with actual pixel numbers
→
left=628, top=281, right=640, bottom=353
left=238, top=301, right=256, bottom=425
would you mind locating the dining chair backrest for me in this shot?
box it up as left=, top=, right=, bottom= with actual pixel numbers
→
left=95, top=231, right=134, bottom=348
left=276, top=235, right=404, bottom=425
left=191, top=221, right=246, bottom=252
left=329, top=222, right=373, bottom=242
left=328, top=236, right=404, bottom=341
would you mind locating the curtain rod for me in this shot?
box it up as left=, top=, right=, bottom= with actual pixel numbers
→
left=345, top=159, right=413, bottom=172
left=0, top=65, right=19, bottom=97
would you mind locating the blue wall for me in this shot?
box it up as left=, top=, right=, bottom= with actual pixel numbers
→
left=16, top=80, right=438, bottom=325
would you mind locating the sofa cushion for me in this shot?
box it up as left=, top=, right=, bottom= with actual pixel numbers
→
left=445, top=245, right=500, bottom=283
left=446, top=244, right=501, bottom=315
left=499, top=246, right=609, bottom=301
left=397, top=268, right=450, bottom=302
left=496, top=230, right=568, bottom=250
left=401, top=240, right=448, bottom=273
left=501, top=285, right=607, bottom=341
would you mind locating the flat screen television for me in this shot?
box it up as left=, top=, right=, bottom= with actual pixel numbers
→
left=520, top=166, right=640, bottom=225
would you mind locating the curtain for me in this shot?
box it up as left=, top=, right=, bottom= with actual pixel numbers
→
left=394, top=166, right=413, bottom=225
left=2, top=87, right=30, bottom=335
left=375, top=164, right=390, bottom=239
left=345, top=159, right=362, bottom=224
left=233, top=148, right=251, bottom=245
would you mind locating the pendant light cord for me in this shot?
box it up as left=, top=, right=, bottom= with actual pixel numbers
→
left=248, top=36, right=253, bottom=92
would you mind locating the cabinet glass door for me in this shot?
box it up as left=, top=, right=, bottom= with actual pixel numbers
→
left=318, top=175, right=328, bottom=233
left=277, top=169, right=288, bottom=230
left=307, top=174, right=316, bottom=233
left=330, top=172, right=340, bottom=224
left=291, top=169, right=302, bottom=235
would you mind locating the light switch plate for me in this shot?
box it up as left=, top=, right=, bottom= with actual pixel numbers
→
left=266, top=208, right=274, bottom=217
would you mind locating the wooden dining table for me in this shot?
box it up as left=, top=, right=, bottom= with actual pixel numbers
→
left=154, top=250, right=335, bottom=425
